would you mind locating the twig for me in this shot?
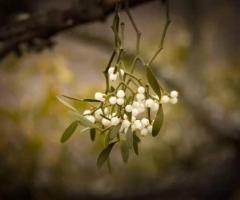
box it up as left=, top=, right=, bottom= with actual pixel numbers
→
left=125, top=3, right=142, bottom=54
left=147, top=0, right=171, bottom=66
left=0, top=0, right=155, bottom=58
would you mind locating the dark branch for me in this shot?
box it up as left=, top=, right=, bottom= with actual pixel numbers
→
left=0, top=0, right=155, bottom=59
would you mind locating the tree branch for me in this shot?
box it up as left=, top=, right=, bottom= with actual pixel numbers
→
left=0, top=0, right=155, bottom=59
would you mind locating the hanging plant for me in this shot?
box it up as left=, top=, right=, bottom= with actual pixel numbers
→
left=57, top=0, right=178, bottom=168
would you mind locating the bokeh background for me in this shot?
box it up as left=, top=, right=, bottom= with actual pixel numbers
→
left=0, top=0, right=240, bottom=199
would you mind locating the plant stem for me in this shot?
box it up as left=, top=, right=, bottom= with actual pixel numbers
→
left=147, top=0, right=171, bottom=66
left=104, top=50, right=116, bottom=93
left=125, top=6, right=141, bottom=54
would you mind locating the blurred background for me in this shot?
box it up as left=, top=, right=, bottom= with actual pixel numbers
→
left=0, top=0, right=240, bottom=199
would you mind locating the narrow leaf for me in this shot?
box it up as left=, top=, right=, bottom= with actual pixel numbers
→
left=126, top=128, right=133, bottom=148
left=146, top=67, right=161, bottom=97
left=61, top=121, right=79, bottom=143
left=152, top=105, right=164, bottom=137
left=57, top=96, right=78, bottom=112
left=62, top=95, right=101, bottom=103
left=109, top=124, right=121, bottom=140
left=120, top=140, right=129, bottom=163
left=104, top=132, right=110, bottom=147
left=107, top=158, right=112, bottom=173
left=90, top=128, right=96, bottom=142
left=133, top=132, right=141, bottom=155
left=97, top=142, right=116, bottom=168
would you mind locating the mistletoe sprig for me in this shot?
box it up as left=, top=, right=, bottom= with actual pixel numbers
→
left=58, top=0, right=178, bottom=168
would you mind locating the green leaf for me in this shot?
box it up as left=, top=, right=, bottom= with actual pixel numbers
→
left=120, top=140, right=129, bottom=163
left=109, top=124, right=121, bottom=140
left=90, top=128, right=96, bottom=142
left=126, top=128, right=133, bottom=148
left=104, top=132, right=110, bottom=147
left=152, top=105, right=164, bottom=137
left=133, top=132, right=140, bottom=155
left=107, top=158, right=112, bottom=173
left=61, top=121, right=79, bottom=143
left=146, top=67, right=161, bottom=98
left=97, top=142, right=116, bottom=168
left=57, top=96, right=78, bottom=112
left=62, top=95, right=101, bottom=103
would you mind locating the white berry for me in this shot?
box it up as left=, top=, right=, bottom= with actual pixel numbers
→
left=147, top=125, right=153, bottom=133
left=102, top=118, right=111, bottom=126
left=125, top=105, right=132, bottom=112
left=109, top=73, right=118, bottom=81
left=94, top=109, right=103, bottom=120
left=83, top=109, right=91, bottom=115
left=134, top=120, right=143, bottom=130
left=108, top=67, right=115, bottom=74
left=122, top=119, right=130, bottom=129
left=141, top=118, right=149, bottom=127
left=132, top=101, right=140, bottom=108
left=109, top=96, right=117, bottom=105
left=152, top=102, right=159, bottom=111
left=161, top=95, right=170, bottom=103
left=117, top=90, right=125, bottom=98
left=154, top=95, right=160, bottom=100
left=104, top=107, right=109, bottom=114
left=132, top=108, right=139, bottom=116
left=170, top=90, right=178, bottom=98
left=120, top=69, right=125, bottom=76
left=170, top=97, right=178, bottom=104
left=145, top=98, right=154, bottom=107
left=140, top=128, right=148, bottom=136
left=94, top=92, right=105, bottom=101
left=111, top=117, right=120, bottom=126
left=116, top=98, right=124, bottom=105
left=137, top=86, right=145, bottom=94
left=136, top=93, right=145, bottom=101
left=131, top=124, right=136, bottom=131
left=123, top=114, right=128, bottom=119
left=131, top=116, right=136, bottom=122
left=85, top=115, right=96, bottom=123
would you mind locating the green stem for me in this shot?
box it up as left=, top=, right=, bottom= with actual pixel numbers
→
left=125, top=6, right=141, bottom=54
left=125, top=72, right=142, bottom=85
left=147, top=0, right=171, bottom=66
left=104, top=50, right=116, bottom=93
left=120, top=82, right=135, bottom=94
left=100, top=114, right=111, bottom=121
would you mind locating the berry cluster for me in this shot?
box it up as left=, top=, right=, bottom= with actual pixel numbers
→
left=58, top=1, right=174, bottom=168
left=82, top=66, right=178, bottom=138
